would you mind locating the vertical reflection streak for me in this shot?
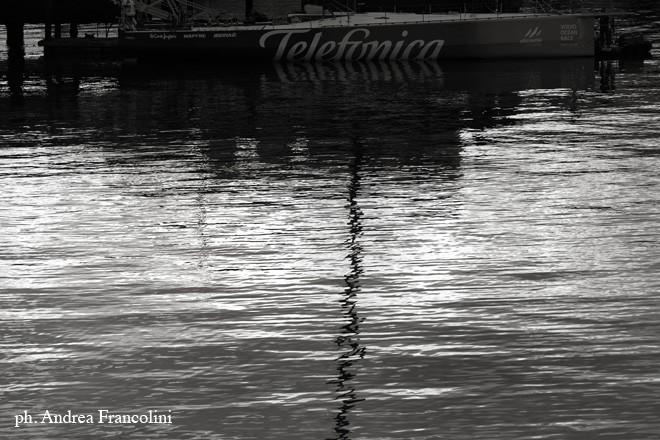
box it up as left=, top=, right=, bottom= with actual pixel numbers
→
left=329, top=137, right=367, bottom=439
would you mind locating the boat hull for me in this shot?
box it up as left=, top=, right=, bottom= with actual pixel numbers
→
left=120, top=15, right=596, bottom=62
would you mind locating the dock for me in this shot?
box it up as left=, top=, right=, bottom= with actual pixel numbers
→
left=0, top=0, right=118, bottom=57
left=38, top=37, right=119, bottom=59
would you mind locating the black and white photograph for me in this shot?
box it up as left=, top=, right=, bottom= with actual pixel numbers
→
left=1, top=0, right=659, bottom=439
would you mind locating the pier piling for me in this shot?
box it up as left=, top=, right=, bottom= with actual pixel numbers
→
left=5, top=21, right=25, bottom=55
left=4, top=21, right=25, bottom=103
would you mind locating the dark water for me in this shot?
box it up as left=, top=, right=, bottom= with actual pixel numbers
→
left=1, top=7, right=660, bottom=440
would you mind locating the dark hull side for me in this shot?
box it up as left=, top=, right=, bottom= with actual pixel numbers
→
left=120, top=15, right=595, bottom=62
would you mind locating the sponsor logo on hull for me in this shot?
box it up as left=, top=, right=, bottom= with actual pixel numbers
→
left=560, top=24, right=579, bottom=45
left=259, top=28, right=445, bottom=61
left=149, top=33, right=177, bottom=40
left=520, top=27, right=543, bottom=44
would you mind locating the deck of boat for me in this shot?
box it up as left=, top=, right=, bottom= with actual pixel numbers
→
left=183, top=11, right=611, bottom=32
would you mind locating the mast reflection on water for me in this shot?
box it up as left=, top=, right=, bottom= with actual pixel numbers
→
left=329, top=135, right=367, bottom=439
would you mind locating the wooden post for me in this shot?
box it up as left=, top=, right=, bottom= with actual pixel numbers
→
left=6, top=21, right=25, bottom=101
left=6, top=21, right=25, bottom=54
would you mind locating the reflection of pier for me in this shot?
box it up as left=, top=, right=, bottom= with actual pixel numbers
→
left=329, top=135, right=367, bottom=439
left=1, top=3, right=118, bottom=102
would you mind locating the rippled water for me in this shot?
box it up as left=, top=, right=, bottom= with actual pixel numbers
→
left=2, top=8, right=660, bottom=440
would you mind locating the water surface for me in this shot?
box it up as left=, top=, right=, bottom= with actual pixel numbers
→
left=1, top=11, right=660, bottom=440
